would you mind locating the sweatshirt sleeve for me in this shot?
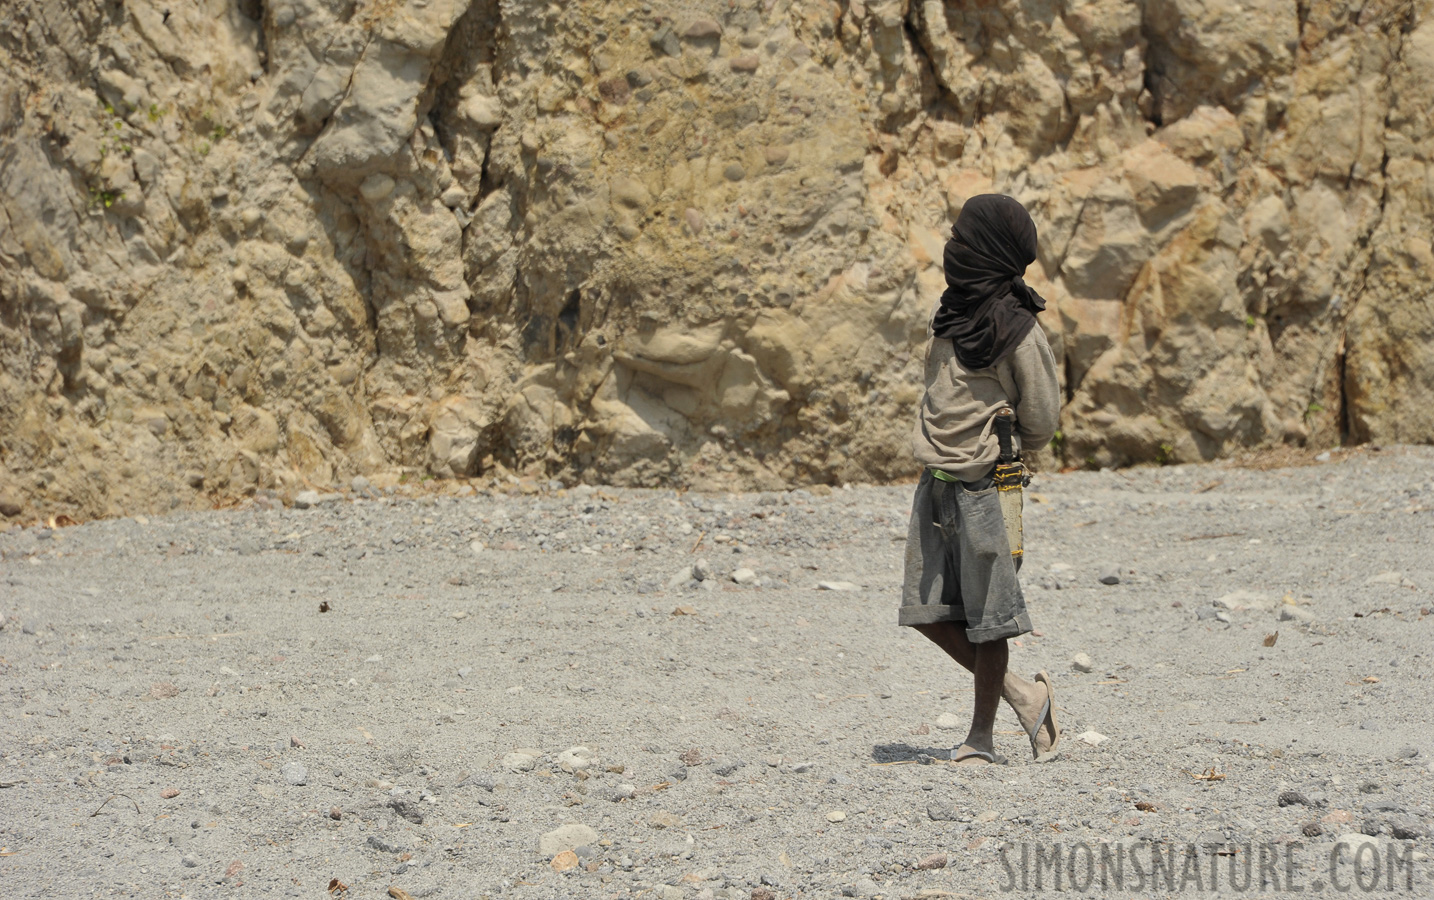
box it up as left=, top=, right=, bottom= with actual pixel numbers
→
left=1010, top=329, right=1061, bottom=453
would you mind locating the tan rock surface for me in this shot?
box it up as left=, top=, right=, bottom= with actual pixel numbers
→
left=1, top=0, right=1430, bottom=518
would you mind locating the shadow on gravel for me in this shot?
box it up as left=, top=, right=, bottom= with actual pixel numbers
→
left=872, top=742, right=952, bottom=764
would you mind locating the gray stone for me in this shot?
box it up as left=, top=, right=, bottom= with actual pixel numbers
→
left=1196, top=607, right=1221, bottom=621
left=1071, top=652, right=1094, bottom=673
left=181, top=853, right=199, bottom=868
left=1387, top=815, right=1424, bottom=839
left=692, top=558, right=713, bottom=581
left=1277, top=790, right=1310, bottom=807
left=0, top=496, right=21, bottom=517
left=1098, top=568, right=1121, bottom=585
left=731, top=567, right=757, bottom=585
left=281, top=762, right=308, bottom=785
left=650, top=23, right=681, bottom=57
left=928, top=801, right=962, bottom=821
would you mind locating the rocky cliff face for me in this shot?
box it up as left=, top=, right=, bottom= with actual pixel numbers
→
left=1, top=0, right=1430, bottom=519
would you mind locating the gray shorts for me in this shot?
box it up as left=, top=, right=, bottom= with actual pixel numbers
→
left=898, top=469, right=1032, bottom=643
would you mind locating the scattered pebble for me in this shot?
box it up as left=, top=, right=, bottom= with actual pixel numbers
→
left=281, top=762, right=307, bottom=785
left=1071, top=652, right=1094, bottom=673
left=1076, top=730, right=1108, bottom=746
left=816, top=581, right=859, bottom=591
left=826, top=810, right=846, bottom=823
left=549, top=850, right=579, bottom=872
left=1098, top=567, right=1120, bottom=585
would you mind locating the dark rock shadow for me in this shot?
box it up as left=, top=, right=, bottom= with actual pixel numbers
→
left=872, top=742, right=951, bottom=764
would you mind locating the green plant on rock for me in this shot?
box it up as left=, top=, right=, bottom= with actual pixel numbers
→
left=88, top=186, right=124, bottom=210
left=1156, top=441, right=1175, bottom=465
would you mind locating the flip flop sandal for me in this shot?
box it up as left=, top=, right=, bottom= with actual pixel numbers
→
left=1029, top=670, right=1063, bottom=762
left=951, top=748, right=1008, bottom=766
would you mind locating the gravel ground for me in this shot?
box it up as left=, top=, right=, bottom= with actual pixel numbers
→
left=2, top=446, right=1433, bottom=899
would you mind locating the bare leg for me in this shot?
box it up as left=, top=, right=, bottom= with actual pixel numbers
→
left=913, top=622, right=1055, bottom=756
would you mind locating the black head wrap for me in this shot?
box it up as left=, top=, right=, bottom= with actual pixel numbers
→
left=931, top=194, right=1047, bottom=370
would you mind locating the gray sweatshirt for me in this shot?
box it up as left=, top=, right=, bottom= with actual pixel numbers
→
left=911, top=325, right=1061, bottom=479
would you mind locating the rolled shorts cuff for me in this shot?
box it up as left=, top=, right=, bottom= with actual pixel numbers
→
left=964, top=609, right=1033, bottom=644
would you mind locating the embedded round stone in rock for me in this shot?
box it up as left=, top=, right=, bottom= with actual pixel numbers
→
left=683, top=18, right=722, bottom=39
left=358, top=173, right=395, bottom=202
left=723, top=163, right=745, bottom=182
